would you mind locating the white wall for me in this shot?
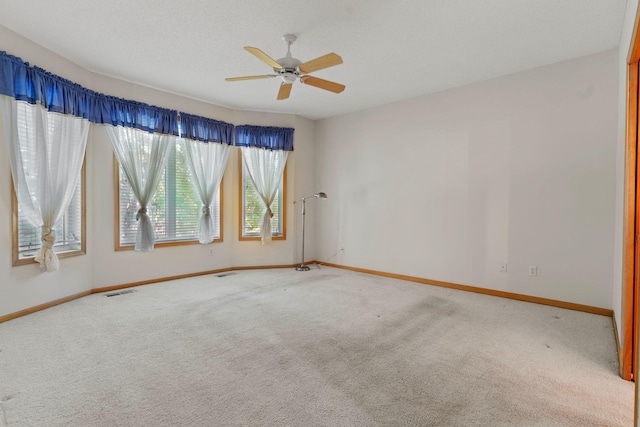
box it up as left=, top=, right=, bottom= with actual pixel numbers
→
left=0, top=26, right=95, bottom=317
left=613, top=0, right=639, bottom=353
left=0, top=22, right=622, bottom=318
left=316, top=49, right=618, bottom=309
left=0, top=26, right=315, bottom=317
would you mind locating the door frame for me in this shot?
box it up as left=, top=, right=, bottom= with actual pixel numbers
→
left=625, top=8, right=640, bottom=427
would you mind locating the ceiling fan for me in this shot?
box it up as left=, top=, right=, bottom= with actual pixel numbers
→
left=226, top=34, right=345, bottom=100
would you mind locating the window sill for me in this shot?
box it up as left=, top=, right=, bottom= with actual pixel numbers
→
left=14, top=248, right=86, bottom=267
left=115, top=237, right=223, bottom=251
left=239, top=235, right=286, bottom=242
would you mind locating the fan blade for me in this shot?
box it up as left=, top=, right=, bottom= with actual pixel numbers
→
left=277, top=83, right=293, bottom=100
left=226, top=75, right=277, bottom=81
left=298, top=53, right=343, bottom=74
left=244, top=47, right=283, bottom=70
left=301, top=76, right=345, bottom=94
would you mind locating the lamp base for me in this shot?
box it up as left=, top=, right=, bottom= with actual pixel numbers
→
left=295, top=264, right=311, bottom=271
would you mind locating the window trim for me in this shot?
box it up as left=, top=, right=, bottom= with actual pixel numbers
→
left=113, top=154, right=224, bottom=251
left=238, top=153, right=287, bottom=242
left=11, top=157, right=87, bottom=266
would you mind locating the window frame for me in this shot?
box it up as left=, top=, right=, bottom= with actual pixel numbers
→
left=11, top=157, right=87, bottom=266
left=238, top=154, right=287, bottom=242
left=113, top=153, right=225, bottom=251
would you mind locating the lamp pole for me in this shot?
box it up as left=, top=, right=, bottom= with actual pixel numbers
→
left=297, top=198, right=309, bottom=271
left=294, top=192, right=327, bottom=271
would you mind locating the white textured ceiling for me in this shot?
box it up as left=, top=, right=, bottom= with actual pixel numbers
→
left=0, top=0, right=627, bottom=120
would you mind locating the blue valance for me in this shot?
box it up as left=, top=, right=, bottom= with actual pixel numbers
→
left=0, top=50, right=180, bottom=134
left=235, top=125, right=294, bottom=151
left=96, top=96, right=178, bottom=135
left=179, top=112, right=234, bottom=145
left=1, top=50, right=292, bottom=145
left=0, top=50, right=235, bottom=137
left=0, top=51, right=98, bottom=121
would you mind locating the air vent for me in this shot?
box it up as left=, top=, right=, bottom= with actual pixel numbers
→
left=216, top=273, right=236, bottom=278
left=105, top=289, right=136, bottom=297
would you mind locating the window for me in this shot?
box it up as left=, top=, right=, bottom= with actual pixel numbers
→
left=3, top=52, right=90, bottom=270
left=115, top=139, right=222, bottom=249
left=12, top=162, right=86, bottom=266
left=239, top=155, right=287, bottom=240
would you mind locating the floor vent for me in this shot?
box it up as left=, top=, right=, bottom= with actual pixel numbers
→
left=105, top=289, right=136, bottom=297
left=216, top=273, right=236, bottom=278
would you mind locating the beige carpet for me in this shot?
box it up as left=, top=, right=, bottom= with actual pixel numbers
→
left=0, top=267, right=633, bottom=426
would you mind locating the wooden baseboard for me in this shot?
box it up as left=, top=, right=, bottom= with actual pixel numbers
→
left=1, top=261, right=612, bottom=324
left=321, top=262, right=613, bottom=317
left=229, top=263, right=299, bottom=271
left=92, top=263, right=299, bottom=294
left=0, top=290, right=93, bottom=323
left=1, top=264, right=301, bottom=323
left=91, top=267, right=235, bottom=294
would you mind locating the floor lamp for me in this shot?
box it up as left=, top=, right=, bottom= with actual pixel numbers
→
left=294, top=192, right=327, bottom=271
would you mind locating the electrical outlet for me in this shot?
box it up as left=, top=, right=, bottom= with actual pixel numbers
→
left=529, top=266, right=537, bottom=277
left=500, top=263, right=507, bottom=273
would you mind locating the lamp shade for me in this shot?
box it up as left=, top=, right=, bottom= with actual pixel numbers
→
left=294, top=192, right=328, bottom=204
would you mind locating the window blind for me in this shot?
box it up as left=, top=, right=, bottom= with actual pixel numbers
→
left=15, top=104, right=83, bottom=259
left=118, top=140, right=220, bottom=245
left=242, top=161, right=282, bottom=237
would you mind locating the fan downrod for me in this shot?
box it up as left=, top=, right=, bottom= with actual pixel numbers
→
left=277, top=34, right=302, bottom=72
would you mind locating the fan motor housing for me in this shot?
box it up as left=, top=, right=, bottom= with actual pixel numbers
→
left=280, top=71, right=298, bottom=84
left=277, top=56, right=302, bottom=70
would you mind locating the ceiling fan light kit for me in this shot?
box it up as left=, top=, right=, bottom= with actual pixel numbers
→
left=226, top=34, right=345, bottom=100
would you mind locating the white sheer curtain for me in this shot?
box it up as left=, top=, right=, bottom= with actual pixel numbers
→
left=1, top=97, right=89, bottom=272
left=183, top=139, right=230, bottom=244
left=241, top=146, right=288, bottom=244
left=105, top=126, right=173, bottom=252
